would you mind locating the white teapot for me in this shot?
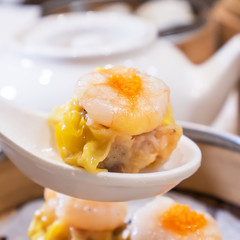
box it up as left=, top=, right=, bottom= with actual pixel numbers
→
left=0, top=12, right=239, bottom=125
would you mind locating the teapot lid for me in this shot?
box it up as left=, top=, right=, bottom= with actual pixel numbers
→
left=12, top=12, right=157, bottom=59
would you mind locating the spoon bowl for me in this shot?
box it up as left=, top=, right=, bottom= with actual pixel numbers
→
left=0, top=97, right=201, bottom=201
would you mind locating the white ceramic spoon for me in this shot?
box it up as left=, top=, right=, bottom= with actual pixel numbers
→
left=0, top=97, right=201, bottom=201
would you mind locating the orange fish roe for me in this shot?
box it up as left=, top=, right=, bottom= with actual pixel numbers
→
left=95, top=66, right=143, bottom=101
left=107, top=73, right=142, bottom=99
left=161, top=203, right=207, bottom=236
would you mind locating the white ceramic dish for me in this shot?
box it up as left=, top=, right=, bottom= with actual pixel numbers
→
left=0, top=97, right=201, bottom=202
left=0, top=134, right=201, bottom=202
left=0, top=5, right=40, bottom=51
left=12, top=12, right=157, bottom=58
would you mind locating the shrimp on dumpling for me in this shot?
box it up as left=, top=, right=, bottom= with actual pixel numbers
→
left=75, top=66, right=170, bottom=135
left=49, top=67, right=182, bottom=173
left=130, top=196, right=222, bottom=240
left=28, top=188, right=128, bottom=240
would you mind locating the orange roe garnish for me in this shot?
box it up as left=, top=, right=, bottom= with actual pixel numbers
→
left=107, top=73, right=142, bottom=99
left=95, top=66, right=143, bottom=100
left=161, top=203, right=207, bottom=236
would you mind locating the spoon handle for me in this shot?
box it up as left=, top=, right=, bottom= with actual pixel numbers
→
left=181, top=122, right=240, bottom=153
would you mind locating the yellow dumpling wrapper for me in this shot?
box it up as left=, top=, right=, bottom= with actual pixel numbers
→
left=161, top=105, right=175, bottom=126
left=28, top=213, right=70, bottom=240
left=28, top=204, right=56, bottom=240
left=48, top=99, right=177, bottom=174
left=48, top=99, right=116, bottom=173
left=45, top=220, right=71, bottom=240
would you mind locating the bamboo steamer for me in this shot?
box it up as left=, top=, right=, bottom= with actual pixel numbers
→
left=213, top=0, right=240, bottom=44
left=0, top=154, right=43, bottom=213
left=176, top=17, right=218, bottom=64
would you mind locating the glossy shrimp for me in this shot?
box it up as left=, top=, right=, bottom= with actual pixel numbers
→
left=45, top=189, right=128, bottom=231
left=74, top=66, right=170, bottom=135
left=130, top=196, right=222, bottom=240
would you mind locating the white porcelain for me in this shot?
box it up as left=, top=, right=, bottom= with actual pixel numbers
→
left=0, top=5, right=40, bottom=51
left=0, top=12, right=240, bottom=125
left=135, top=0, right=195, bottom=30
left=0, top=97, right=201, bottom=201
left=12, top=12, right=157, bottom=58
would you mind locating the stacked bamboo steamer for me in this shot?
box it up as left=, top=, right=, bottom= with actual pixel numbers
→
left=213, top=0, right=240, bottom=44
left=176, top=18, right=218, bottom=64
left=177, top=0, right=240, bottom=63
